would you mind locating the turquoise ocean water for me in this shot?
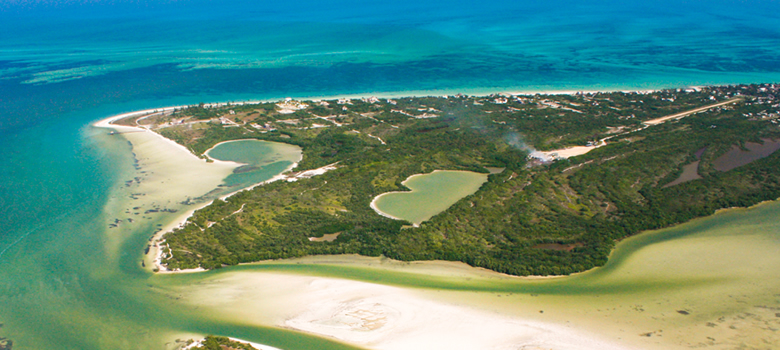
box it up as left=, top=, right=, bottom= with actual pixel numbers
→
left=1, top=0, right=779, bottom=349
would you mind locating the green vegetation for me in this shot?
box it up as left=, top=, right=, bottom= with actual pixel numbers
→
left=146, top=84, right=780, bottom=276
left=190, top=336, right=258, bottom=350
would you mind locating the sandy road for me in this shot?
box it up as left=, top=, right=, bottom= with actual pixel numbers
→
left=644, top=97, right=743, bottom=125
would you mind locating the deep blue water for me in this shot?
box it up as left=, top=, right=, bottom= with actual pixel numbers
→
left=0, top=0, right=779, bottom=348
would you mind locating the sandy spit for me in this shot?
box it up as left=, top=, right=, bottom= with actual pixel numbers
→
left=94, top=113, right=241, bottom=272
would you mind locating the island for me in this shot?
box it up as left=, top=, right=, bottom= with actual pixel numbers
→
left=107, top=83, right=780, bottom=276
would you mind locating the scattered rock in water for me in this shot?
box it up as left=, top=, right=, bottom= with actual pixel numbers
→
left=677, top=310, right=690, bottom=315
left=0, top=337, right=12, bottom=350
left=233, top=165, right=259, bottom=174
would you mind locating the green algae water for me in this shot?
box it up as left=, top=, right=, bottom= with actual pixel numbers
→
left=372, top=171, right=488, bottom=225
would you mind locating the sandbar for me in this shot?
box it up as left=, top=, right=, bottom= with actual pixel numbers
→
left=94, top=114, right=300, bottom=272
left=177, top=269, right=636, bottom=350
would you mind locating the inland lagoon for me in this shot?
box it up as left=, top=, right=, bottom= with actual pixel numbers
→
left=370, top=171, right=488, bottom=225
left=205, top=139, right=303, bottom=191
left=712, top=138, right=780, bottom=172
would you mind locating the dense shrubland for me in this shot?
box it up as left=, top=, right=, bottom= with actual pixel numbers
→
left=156, top=84, right=780, bottom=275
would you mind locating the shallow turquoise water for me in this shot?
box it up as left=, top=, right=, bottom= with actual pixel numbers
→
left=1, top=0, right=779, bottom=348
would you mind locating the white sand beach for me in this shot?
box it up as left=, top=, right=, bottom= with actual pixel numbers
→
left=369, top=195, right=405, bottom=222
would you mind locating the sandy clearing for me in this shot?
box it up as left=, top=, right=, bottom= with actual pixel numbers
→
left=541, top=141, right=607, bottom=159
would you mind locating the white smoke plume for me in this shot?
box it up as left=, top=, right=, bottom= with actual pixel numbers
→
left=504, top=132, right=551, bottom=162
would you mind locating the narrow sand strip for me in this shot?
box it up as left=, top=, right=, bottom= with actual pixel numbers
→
left=369, top=196, right=406, bottom=222
left=643, top=97, right=742, bottom=125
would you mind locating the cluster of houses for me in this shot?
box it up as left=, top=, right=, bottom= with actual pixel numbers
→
left=276, top=98, right=309, bottom=114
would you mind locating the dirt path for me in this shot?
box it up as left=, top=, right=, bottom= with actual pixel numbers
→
left=542, top=97, right=744, bottom=159
left=644, top=97, right=743, bottom=125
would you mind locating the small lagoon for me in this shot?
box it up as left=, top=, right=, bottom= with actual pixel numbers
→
left=371, top=170, right=487, bottom=225
left=206, top=139, right=302, bottom=191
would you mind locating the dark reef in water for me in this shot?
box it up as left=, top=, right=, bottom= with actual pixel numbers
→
left=0, top=323, right=12, bottom=350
